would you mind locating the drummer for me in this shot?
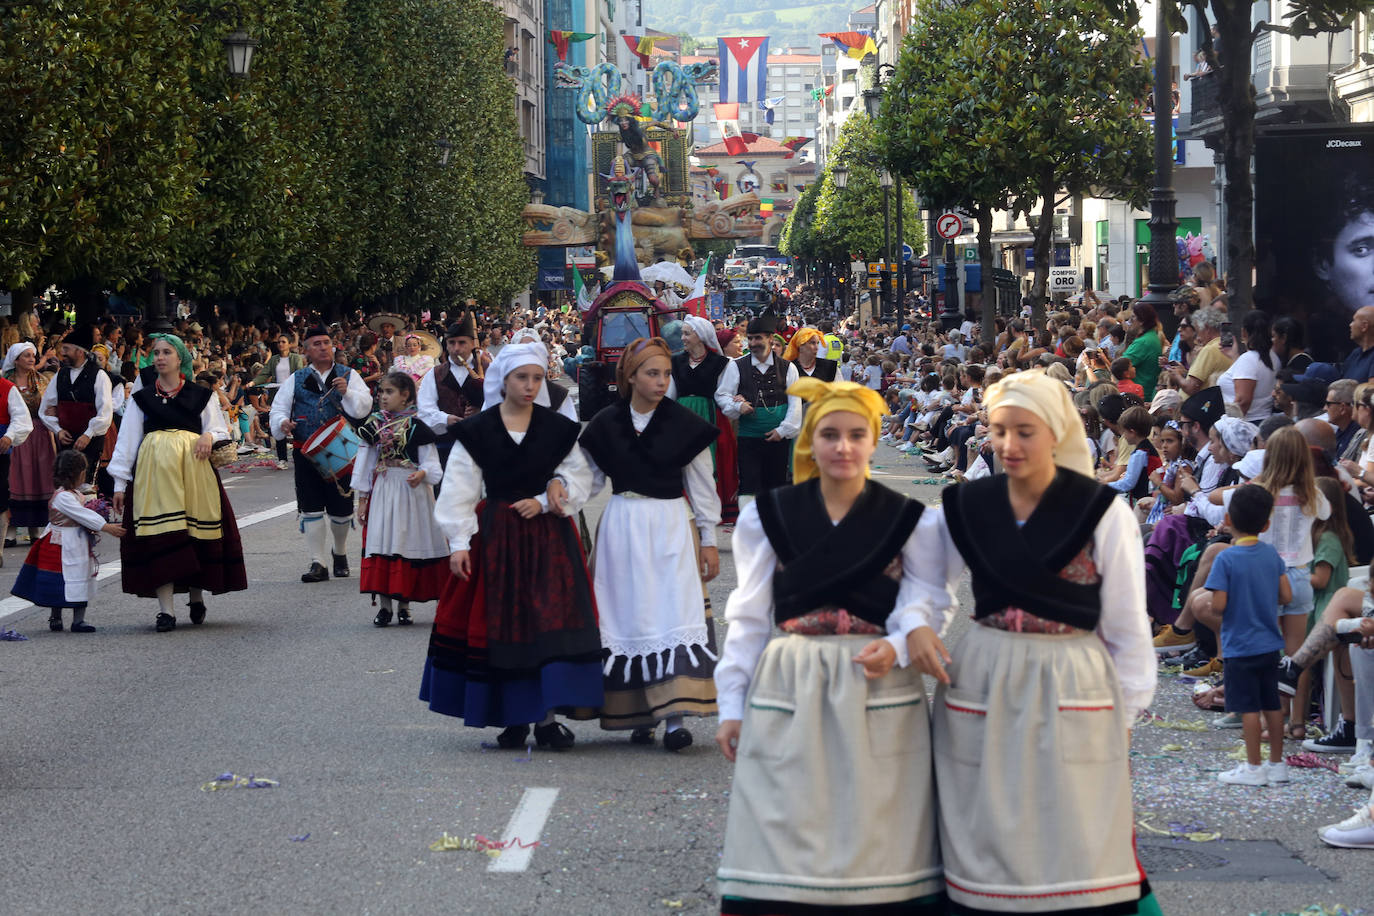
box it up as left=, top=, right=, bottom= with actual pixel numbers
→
left=269, top=323, right=372, bottom=583
left=417, top=314, right=489, bottom=472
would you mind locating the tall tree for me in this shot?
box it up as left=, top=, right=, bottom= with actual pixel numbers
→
left=812, top=114, right=921, bottom=266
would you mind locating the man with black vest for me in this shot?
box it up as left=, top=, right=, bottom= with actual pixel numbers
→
left=720, top=315, right=802, bottom=499
left=417, top=315, right=489, bottom=473
left=269, top=324, right=372, bottom=583
left=39, top=325, right=113, bottom=486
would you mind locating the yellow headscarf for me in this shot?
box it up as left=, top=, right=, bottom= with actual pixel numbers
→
left=789, top=378, right=889, bottom=483
left=782, top=327, right=823, bottom=362
left=982, top=369, right=1094, bottom=477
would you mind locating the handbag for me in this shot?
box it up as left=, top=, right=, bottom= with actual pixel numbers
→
left=209, top=440, right=237, bottom=469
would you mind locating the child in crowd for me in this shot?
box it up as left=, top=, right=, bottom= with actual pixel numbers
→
left=1112, top=357, right=1145, bottom=400
left=1107, top=406, right=1161, bottom=504
left=1143, top=419, right=1190, bottom=525
left=1206, top=484, right=1292, bottom=786
left=11, top=450, right=126, bottom=633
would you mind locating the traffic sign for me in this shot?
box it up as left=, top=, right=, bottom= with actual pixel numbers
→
left=963, top=246, right=977, bottom=261
left=867, top=277, right=880, bottom=289
left=867, top=261, right=885, bottom=274
left=901, top=243, right=915, bottom=263
left=936, top=213, right=963, bottom=240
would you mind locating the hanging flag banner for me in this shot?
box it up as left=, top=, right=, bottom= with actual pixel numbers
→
left=714, top=102, right=748, bottom=155
left=717, top=36, right=769, bottom=104
left=623, top=35, right=658, bottom=69
left=548, top=30, right=595, bottom=62
left=758, top=96, right=785, bottom=125
left=781, top=136, right=812, bottom=159
left=819, top=31, right=877, bottom=60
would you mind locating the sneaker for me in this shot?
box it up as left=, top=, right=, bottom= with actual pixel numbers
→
left=1212, top=711, right=1243, bottom=729
left=1266, top=760, right=1292, bottom=785
left=1276, top=656, right=1302, bottom=697
left=1217, top=762, right=1268, bottom=786
left=1184, top=656, right=1223, bottom=678
left=897, top=442, right=913, bottom=452
left=1304, top=719, right=1357, bottom=754
left=1318, top=804, right=1374, bottom=848
left=276, top=460, right=289, bottom=470
left=1341, top=739, right=1374, bottom=775
left=1344, top=765, right=1374, bottom=789
left=1174, top=646, right=1209, bottom=671
left=1153, top=624, right=1197, bottom=655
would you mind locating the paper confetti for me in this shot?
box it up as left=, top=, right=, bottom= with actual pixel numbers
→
left=662, top=901, right=685, bottom=909
left=428, top=833, right=540, bottom=856
left=0, top=626, right=28, bottom=641
left=290, top=833, right=310, bottom=842
left=1285, top=752, right=1340, bottom=773
left=1137, top=818, right=1221, bottom=843
left=200, top=772, right=279, bottom=792
left=1140, top=713, right=1208, bottom=731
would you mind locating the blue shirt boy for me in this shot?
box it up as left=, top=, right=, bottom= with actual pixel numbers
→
left=1205, top=542, right=1285, bottom=658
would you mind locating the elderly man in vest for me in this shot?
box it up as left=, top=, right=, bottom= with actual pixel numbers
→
left=269, top=324, right=372, bottom=583
left=719, top=315, right=802, bottom=500
left=39, top=325, right=113, bottom=486
left=417, top=314, right=489, bottom=473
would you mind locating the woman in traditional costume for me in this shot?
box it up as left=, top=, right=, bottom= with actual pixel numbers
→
left=670, top=315, right=740, bottom=526
left=352, top=371, right=448, bottom=627
left=420, top=342, right=603, bottom=750
left=908, top=369, right=1160, bottom=916
left=109, top=334, right=248, bottom=632
left=4, top=343, right=56, bottom=543
left=579, top=337, right=722, bottom=750
left=713, top=377, right=944, bottom=915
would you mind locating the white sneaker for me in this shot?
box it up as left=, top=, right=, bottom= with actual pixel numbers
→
left=897, top=442, right=913, bottom=452
left=1217, top=763, right=1268, bottom=787
left=1265, top=761, right=1291, bottom=785
left=1345, top=765, right=1374, bottom=789
left=1318, top=805, right=1374, bottom=848
left=1342, top=739, right=1374, bottom=774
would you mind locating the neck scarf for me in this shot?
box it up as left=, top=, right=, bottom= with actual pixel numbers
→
left=376, top=405, right=417, bottom=459
left=983, top=370, right=1095, bottom=477
left=790, top=378, right=888, bottom=484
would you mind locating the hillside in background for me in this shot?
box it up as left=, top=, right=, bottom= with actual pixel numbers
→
left=648, top=0, right=855, bottom=54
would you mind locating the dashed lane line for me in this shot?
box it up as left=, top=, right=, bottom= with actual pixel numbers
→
left=487, top=787, right=559, bottom=873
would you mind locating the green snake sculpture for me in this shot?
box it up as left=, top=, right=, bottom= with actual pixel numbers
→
left=554, top=60, right=718, bottom=125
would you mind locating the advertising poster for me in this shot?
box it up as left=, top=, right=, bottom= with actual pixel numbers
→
left=1255, top=124, right=1374, bottom=360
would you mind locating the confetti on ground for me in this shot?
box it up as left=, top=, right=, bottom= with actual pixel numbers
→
left=200, top=772, right=279, bottom=792
left=1137, top=818, right=1222, bottom=842
left=662, top=901, right=685, bottom=909
left=1286, top=753, right=1340, bottom=773
left=0, top=627, right=28, bottom=641
left=1140, top=712, right=1208, bottom=731
left=911, top=477, right=948, bottom=486
left=290, top=833, right=310, bottom=842
left=428, top=833, right=540, bottom=856
left=1162, top=744, right=1185, bottom=752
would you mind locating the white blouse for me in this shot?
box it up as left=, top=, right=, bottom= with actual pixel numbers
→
left=107, top=392, right=230, bottom=494
left=349, top=440, right=444, bottom=494
left=433, top=426, right=592, bottom=553
left=583, top=405, right=723, bottom=548
left=910, top=498, right=1158, bottom=722
left=713, top=503, right=946, bottom=722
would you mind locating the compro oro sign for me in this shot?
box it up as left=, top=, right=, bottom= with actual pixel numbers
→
left=1048, top=267, right=1081, bottom=294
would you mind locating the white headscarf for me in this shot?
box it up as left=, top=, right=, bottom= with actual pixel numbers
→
left=2, top=342, right=35, bottom=374
left=510, top=327, right=542, bottom=346
left=482, top=342, right=549, bottom=410
left=1214, top=416, right=1258, bottom=458
left=683, top=315, right=722, bottom=354
left=983, top=369, right=1096, bottom=478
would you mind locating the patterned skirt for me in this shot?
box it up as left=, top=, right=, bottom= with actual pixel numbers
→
left=11, top=532, right=77, bottom=607
left=419, top=500, right=604, bottom=728
left=9, top=426, right=54, bottom=529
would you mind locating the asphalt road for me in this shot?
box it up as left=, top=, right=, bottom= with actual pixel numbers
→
left=0, top=445, right=1369, bottom=915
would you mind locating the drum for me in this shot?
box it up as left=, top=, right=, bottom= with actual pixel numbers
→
left=300, top=416, right=361, bottom=482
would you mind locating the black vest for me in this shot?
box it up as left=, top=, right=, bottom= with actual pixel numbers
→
left=579, top=398, right=719, bottom=500
left=671, top=351, right=728, bottom=399
left=57, top=360, right=100, bottom=403
left=792, top=357, right=837, bottom=382
left=133, top=383, right=213, bottom=434
left=452, top=405, right=580, bottom=502
left=432, top=361, right=485, bottom=444
left=735, top=355, right=788, bottom=409
left=757, top=479, right=923, bottom=628
left=941, top=470, right=1116, bottom=631
left=1129, top=438, right=1160, bottom=503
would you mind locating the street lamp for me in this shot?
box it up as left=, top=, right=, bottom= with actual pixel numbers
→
left=879, top=170, right=893, bottom=320
left=222, top=28, right=259, bottom=78
left=867, top=63, right=911, bottom=329
left=1138, top=3, right=1180, bottom=315
left=832, top=166, right=849, bottom=190
left=436, top=139, right=453, bottom=167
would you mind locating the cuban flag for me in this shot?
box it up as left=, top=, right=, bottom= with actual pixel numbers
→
left=717, top=36, right=768, bottom=104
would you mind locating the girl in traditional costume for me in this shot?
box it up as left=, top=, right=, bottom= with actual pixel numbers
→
left=352, top=371, right=448, bottom=627
left=12, top=450, right=125, bottom=632
left=579, top=337, right=722, bottom=750
left=670, top=315, right=740, bottom=525
left=713, top=377, right=944, bottom=915
left=420, top=342, right=603, bottom=750
left=4, top=342, right=56, bottom=542
left=908, top=369, right=1160, bottom=916
left=108, top=334, right=248, bottom=632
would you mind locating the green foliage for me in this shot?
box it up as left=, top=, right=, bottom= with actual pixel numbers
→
left=810, top=114, right=922, bottom=262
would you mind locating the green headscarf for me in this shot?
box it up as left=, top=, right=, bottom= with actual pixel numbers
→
left=149, top=333, right=194, bottom=382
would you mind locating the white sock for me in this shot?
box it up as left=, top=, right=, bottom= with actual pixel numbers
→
left=665, top=715, right=684, bottom=733
left=156, top=583, right=175, bottom=616
left=302, top=515, right=328, bottom=565
left=329, top=517, right=351, bottom=556
left=378, top=596, right=393, bottom=611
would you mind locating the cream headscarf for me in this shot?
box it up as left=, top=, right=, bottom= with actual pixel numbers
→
left=481, top=342, right=549, bottom=409
left=789, top=377, right=889, bottom=484
left=682, top=315, right=721, bottom=354
left=983, top=370, right=1095, bottom=477
left=2, top=342, right=35, bottom=374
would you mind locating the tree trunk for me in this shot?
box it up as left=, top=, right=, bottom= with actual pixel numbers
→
left=1214, top=1, right=1258, bottom=316
left=977, top=201, right=996, bottom=348
left=1030, top=180, right=1056, bottom=329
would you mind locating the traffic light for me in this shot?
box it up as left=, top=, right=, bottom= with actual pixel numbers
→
left=879, top=270, right=892, bottom=299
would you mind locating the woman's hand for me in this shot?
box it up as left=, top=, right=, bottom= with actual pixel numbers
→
left=906, top=626, right=952, bottom=685
left=112, top=492, right=125, bottom=514
left=1339, top=459, right=1364, bottom=480
left=193, top=432, right=213, bottom=460
left=511, top=498, right=542, bottom=519
left=715, top=719, right=742, bottom=762
left=699, top=545, right=719, bottom=582
left=853, top=639, right=896, bottom=680
left=102, top=523, right=127, bottom=537
left=449, top=549, right=471, bottom=579
left=546, top=478, right=570, bottom=516
left=356, top=495, right=369, bottom=526
left=406, top=469, right=426, bottom=488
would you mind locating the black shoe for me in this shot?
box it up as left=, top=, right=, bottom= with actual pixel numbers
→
left=1175, top=646, right=1208, bottom=671
left=1304, top=718, right=1357, bottom=753
left=188, top=602, right=207, bottom=625
left=629, top=727, right=656, bottom=745
left=48, top=615, right=62, bottom=632
left=301, top=562, right=329, bottom=583
left=663, top=728, right=693, bottom=752
left=1277, top=656, right=1301, bottom=697
left=495, top=724, right=530, bottom=749
left=534, top=721, right=576, bottom=750
left=4, top=537, right=15, bottom=548
left=332, top=552, right=349, bottom=578
left=70, top=622, right=96, bottom=633
left=155, top=613, right=176, bottom=633
left=396, top=607, right=413, bottom=626
left=373, top=608, right=392, bottom=627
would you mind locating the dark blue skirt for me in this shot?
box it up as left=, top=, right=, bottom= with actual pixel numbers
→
left=419, top=658, right=604, bottom=729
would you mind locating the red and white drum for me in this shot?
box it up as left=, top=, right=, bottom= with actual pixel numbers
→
left=300, top=416, right=361, bottom=482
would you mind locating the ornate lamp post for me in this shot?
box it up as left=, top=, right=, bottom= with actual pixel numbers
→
left=1138, top=3, right=1179, bottom=313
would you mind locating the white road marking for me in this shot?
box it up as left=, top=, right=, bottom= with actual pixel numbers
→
left=0, top=501, right=297, bottom=622
left=487, top=787, right=559, bottom=873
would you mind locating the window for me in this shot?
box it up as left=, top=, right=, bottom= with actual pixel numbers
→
left=786, top=67, right=801, bottom=76
left=770, top=81, right=783, bottom=92
left=804, top=83, right=813, bottom=92
left=786, top=82, right=802, bottom=91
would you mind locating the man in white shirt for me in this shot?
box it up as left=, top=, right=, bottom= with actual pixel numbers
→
left=270, top=324, right=373, bottom=583
left=39, top=324, right=112, bottom=486
left=720, top=316, right=802, bottom=500
left=417, top=315, right=489, bottom=472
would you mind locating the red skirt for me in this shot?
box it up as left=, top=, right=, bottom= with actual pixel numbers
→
left=359, top=547, right=447, bottom=602
left=715, top=410, right=740, bottom=524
